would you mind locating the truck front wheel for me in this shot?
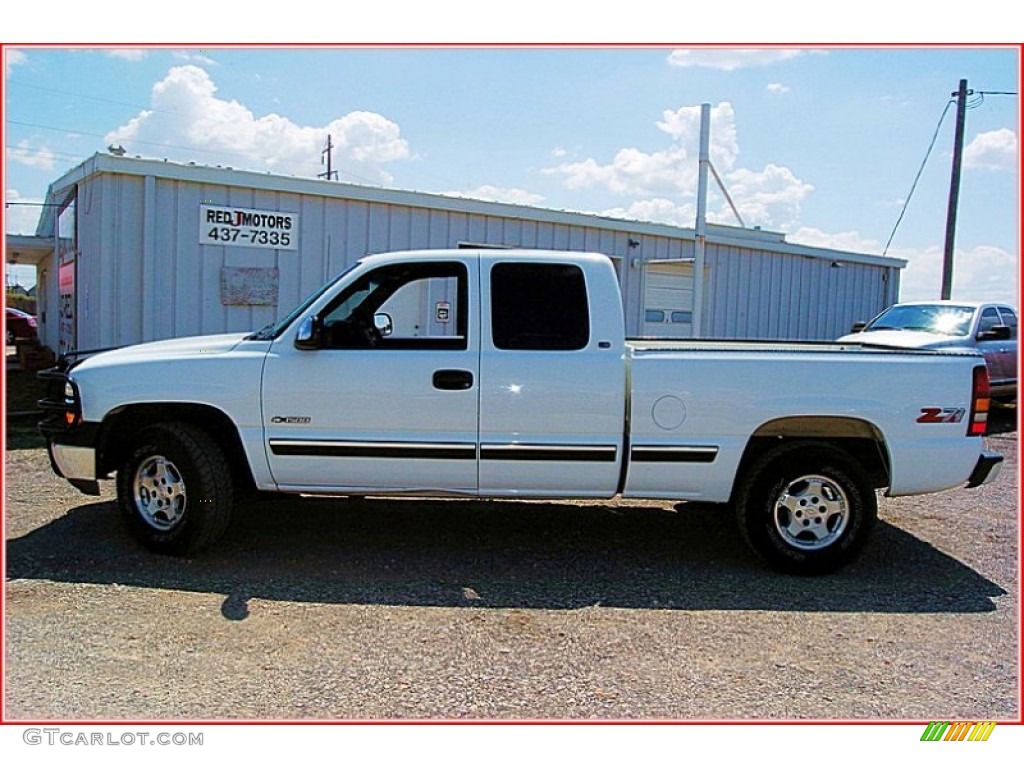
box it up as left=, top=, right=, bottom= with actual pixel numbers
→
left=116, top=423, right=234, bottom=555
left=735, top=442, right=877, bottom=575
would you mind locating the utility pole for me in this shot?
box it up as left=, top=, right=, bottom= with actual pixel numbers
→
left=941, top=78, right=970, bottom=300
left=318, top=134, right=338, bottom=181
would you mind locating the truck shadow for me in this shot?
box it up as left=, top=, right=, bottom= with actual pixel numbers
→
left=988, top=403, right=1017, bottom=435
left=6, top=496, right=1007, bottom=616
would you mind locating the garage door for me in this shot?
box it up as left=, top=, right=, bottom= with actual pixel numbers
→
left=643, top=261, right=694, bottom=337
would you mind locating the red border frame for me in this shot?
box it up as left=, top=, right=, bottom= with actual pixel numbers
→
left=1, top=41, right=1021, bottom=730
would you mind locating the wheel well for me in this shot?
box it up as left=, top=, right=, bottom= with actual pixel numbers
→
left=737, top=417, right=891, bottom=492
left=97, top=404, right=256, bottom=491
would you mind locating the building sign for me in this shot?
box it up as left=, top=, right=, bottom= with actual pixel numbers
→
left=58, top=260, right=76, bottom=355
left=57, top=195, right=77, bottom=355
left=200, top=205, right=299, bottom=250
left=58, top=260, right=75, bottom=294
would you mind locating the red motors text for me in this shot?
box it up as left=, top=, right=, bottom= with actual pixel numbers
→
left=205, top=209, right=292, bottom=229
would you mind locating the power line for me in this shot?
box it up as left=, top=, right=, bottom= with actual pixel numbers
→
left=882, top=98, right=954, bottom=257
left=6, top=117, right=304, bottom=163
left=5, top=118, right=382, bottom=185
left=6, top=142, right=88, bottom=165
left=5, top=78, right=176, bottom=113
left=964, top=89, right=1019, bottom=112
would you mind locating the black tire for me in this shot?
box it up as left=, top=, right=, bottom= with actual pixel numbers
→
left=116, top=423, right=234, bottom=555
left=735, top=442, right=877, bottom=575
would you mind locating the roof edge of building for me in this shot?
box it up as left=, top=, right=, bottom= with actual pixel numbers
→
left=40, top=153, right=905, bottom=270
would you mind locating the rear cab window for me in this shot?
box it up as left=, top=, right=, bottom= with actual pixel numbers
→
left=490, top=263, right=590, bottom=351
left=979, top=307, right=1002, bottom=335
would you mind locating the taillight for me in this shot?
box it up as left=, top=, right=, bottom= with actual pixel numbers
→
left=968, top=365, right=990, bottom=436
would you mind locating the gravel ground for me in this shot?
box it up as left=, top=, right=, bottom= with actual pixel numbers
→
left=3, top=420, right=1019, bottom=721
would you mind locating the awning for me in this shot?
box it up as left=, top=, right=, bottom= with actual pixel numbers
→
left=5, top=234, right=53, bottom=266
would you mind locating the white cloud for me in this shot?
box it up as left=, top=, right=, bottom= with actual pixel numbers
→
left=601, top=198, right=696, bottom=228
left=547, top=145, right=692, bottom=198
left=894, top=243, right=1019, bottom=306
left=667, top=48, right=809, bottom=71
left=105, top=48, right=148, bottom=61
left=724, top=164, right=814, bottom=229
left=964, top=128, right=1018, bottom=171
left=765, top=83, right=790, bottom=95
left=788, top=226, right=881, bottom=254
left=545, top=102, right=738, bottom=199
left=787, top=226, right=1017, bottom=307
left=544, top=101, right=812, bottom=231
left=105, top=66, right=411, bottom=184
left=173, top=50, right=218, bottom=66
left=6, top=48, right=27, bottom=76
left=7, top=140, right=56, bottom=171
left=656, top=102, right=739, bottom=168
left=4, top=189, right=45, bottom=235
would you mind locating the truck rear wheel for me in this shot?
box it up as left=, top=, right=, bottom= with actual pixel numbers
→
left=735, top=442, right=876, bottom=575
left=117, top=423, right=234, bottom=555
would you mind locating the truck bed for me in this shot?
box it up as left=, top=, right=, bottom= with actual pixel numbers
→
left=621, top=336, right=987, bottom=502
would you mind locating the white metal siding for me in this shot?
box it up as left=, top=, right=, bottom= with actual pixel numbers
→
left=703, top=243, right=896, bottom=341
left=57, top=163, right=900, bottom=350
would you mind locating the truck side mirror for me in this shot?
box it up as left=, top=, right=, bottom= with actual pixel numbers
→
left=978, top=325, right=1011, bottom=341
left=374, top=312, right=393, bottom=338
left=850, top=321, right=867, bottom=333
left=294, top=315, right=323, bottom=350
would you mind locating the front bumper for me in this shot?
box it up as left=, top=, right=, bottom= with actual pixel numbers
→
left=38, top=365, right=102, bottom=495
left=49, top=441, right=96, bottom=482
left=966, top=450, right=1004, bottom=489
left=47, top=441, right=101, bottom=495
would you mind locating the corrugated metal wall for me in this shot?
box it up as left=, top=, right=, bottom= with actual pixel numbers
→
left=703, top=243, right=898, bottom=341
left=68, top=169, right=899, bottom=349
left=77, top=173, right=647, bottom=347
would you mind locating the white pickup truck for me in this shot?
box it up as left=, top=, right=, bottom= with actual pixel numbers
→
left=40, top=249, right=1002, bottom=574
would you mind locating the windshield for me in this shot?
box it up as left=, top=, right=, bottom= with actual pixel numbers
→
left=865, top=304, right=975, bottom=337
left=246, top=262, right=361, bottom=341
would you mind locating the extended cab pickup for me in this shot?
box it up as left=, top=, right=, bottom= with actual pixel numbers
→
left=40, top=249, right=1003, bottom=574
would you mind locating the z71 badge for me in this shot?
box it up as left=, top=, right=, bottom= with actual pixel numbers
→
left=917, top=407, right=966, bottom=424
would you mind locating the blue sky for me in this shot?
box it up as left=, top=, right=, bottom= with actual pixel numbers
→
left=4, top=45, right=1020, bottom=306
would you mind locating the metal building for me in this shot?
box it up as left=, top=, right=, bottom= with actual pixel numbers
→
left=11, top=153, right=905, bottom=354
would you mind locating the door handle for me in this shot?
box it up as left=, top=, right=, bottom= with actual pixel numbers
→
left=433, top=369, right=474, bottom=390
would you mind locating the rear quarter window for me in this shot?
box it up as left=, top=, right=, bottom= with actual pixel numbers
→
left=997, top=307, right=1018, bottom=338
left=490, top=263, right=590, bottom=351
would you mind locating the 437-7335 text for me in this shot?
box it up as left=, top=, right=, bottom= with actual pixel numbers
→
left=205, top=227, right=291, bottom=247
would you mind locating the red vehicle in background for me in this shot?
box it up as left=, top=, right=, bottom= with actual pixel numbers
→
left=5, top=307, right=38, bottom=345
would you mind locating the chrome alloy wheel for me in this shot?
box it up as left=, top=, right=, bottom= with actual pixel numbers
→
left=132, top=455, right=187, bottom=531
left=773, top=474, right=849, bottom=551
